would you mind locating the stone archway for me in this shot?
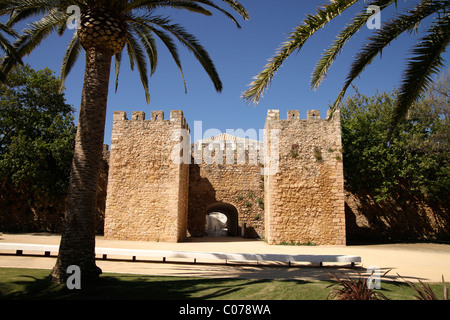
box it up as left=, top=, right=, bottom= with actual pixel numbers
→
left=205, top=203, right=239, bottom=237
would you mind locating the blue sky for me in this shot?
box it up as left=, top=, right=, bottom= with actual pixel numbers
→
left=7, top=0, right=450, bottom=145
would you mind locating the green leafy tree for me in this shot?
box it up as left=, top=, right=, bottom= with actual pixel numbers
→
left=242, top=0, right=449, bottom=137
left=340, top=71, right=449, bottom=204
left=0, top=0, right=249, bottom=283
left=0, top=64, right=76, bottom=231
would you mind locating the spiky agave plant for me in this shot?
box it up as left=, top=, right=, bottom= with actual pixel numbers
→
left=242, top=0, right=449, bottom=139
left=0, top=0, right=249, bottom=284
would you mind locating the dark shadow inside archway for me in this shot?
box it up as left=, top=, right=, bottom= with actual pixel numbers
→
left=205, top=202, right=239, bottom=237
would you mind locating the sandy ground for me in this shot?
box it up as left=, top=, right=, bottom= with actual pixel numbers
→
left=1, top=233, right=449, bottom=283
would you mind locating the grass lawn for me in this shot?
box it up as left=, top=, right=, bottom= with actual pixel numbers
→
left=0, top=267, right=447, bottom=300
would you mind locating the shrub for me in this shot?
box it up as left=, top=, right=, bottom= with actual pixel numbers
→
left=327, top=272, right=389, bottom=300
left=400, top=274, right=448, bottom=300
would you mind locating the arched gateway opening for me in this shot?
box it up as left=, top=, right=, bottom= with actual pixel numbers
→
left=204, top=203, right=239, bottom=237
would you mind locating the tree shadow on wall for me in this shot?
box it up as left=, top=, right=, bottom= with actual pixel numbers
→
left=187, top=163, right=216, bottom=237
left=345, top=192, right=450, bottom=245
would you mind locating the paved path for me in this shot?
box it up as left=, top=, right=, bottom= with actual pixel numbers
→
left=1, top=233, right=449, bottom=282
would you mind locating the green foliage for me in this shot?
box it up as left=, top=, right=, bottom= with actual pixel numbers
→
left=0, top=0, right=249, bottom=101
left=290, top=143, right=299, bottom=158
left=256, top=197, right=264, bottom=209
left=242, top=0, right=448, bottom=136
left=400, top=275, right=448, bottom=300
left=242, top=0, right=359, bottom=104
left=313, top=147, right=322, bottom=161
left=1, top=267, right=449, bottom=300
left=278, top=241, right=316, bottom=246
left=327, top=272, right=389, bottom=300
left=340, top=73, right=449, bottom=204
left=0, top=64, right=76, bottom=205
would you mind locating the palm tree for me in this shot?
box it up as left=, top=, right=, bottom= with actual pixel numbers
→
left=242, top=0, right=449, bottom=138
left=1, top=0, right=249, bottom=284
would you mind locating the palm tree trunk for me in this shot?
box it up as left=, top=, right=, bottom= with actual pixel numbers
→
left=51, top=47, right=111, bottom=284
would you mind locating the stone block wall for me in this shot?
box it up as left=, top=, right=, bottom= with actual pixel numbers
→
left=104, top=110, right=189, bottom=242
left=264, top=109, right=346, bottom=245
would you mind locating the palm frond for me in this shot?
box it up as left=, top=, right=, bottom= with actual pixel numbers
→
left=0, top=8, right=67, bottom=80
left=1, top=0, right=248, bottom=97
left=114, top=51, right=122, bottom=93
left=242, top=0, right=359, bottom=104
left=311, top=0, right=398, bottom=90
left=179, top=0, right=247, bottom=28
left=125, top=31, right=151, bottom=104
left=218, top=0, right=249, bottom=20
left=0, top=23, right=22, bottom=64
left=125, top=0, right=248, bottom=28
left=0, top=23, right=18, bottom=38
left=13, top=8, right=68, bottom=57
left=4, top=0, right=77, bottom=26
left=158, top=20, right=223, bottom=92
left=138, top=19, right=187, bottom=93
left=60, top=31, right=82, bottom=92
left=138, top=14, right=222, bottom=92
left=388, top=15, right=450, bottom=140
left=129, top=21, right=158, bottom=75
left=331, top=0, right=448, bottom=112
left=124, top=0, right=213, bottom=17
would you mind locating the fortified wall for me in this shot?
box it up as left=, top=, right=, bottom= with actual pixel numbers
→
left=104, top=108, right=346, bottom=245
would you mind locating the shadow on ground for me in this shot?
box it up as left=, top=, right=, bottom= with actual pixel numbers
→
left=1, top=267, right=438, bottom=300
left=0, top=268, right=322, bottom=300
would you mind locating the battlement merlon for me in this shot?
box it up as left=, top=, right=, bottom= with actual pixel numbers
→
left=113, top=111, right=128, bottom=121
left=133, top=111, right=145, bottom=120
left=266, top=109, right=280, bottom=122
left=287, top=110, right=300, bottom=119
left=306, top=109, right=320, bottom=119
left=170, top=110, right=189, bottom=129
left=265, top=109, right=341, bottom=121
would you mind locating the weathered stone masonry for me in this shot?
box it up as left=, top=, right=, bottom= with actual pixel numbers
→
left=104, top=108, right=346, bottom=245
left=264, top=109, right=346, bottom=245
left=104, top=110, right=189, bottom=242
left=188, top=134, right=265, bottom=239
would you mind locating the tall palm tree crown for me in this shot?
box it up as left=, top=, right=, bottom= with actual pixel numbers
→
left=0, top=0, right=249, bottom=284
left=1, top=0, right=249, bottom=101
left=242, top=0, right=449, bottom=138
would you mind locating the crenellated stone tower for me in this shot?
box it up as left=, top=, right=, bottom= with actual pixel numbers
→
left=264, top=109, right=346, bottom=245
left=104, top=110, right=189, bottom=242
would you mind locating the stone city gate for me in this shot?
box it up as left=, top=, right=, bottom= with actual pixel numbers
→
left=187, top=132, right=265, bottom=239
left=104, top=108, right=346, bottom=245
